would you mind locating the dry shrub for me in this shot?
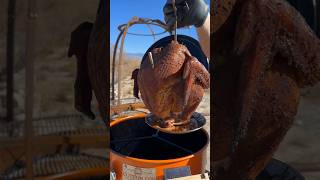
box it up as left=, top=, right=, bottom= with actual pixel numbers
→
left=109, top=53, right=141, bottom=83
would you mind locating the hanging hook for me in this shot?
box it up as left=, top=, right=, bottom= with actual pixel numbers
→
left=172, top=0, right=178, bottom=42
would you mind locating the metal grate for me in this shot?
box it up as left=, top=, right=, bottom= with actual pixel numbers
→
left=2, top=153, right=108, bottom=179
left=110, top=98, right=142, bottom=106
left=0, top=114, right=107, bottom=138
left=110, top=100, right=148, bottom=120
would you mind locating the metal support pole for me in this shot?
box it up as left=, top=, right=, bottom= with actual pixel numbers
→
left=117, top=19, right=134, bottom=105
left=111, top=30, right=123, bottom=102
left=316, top=0, right=320, bottom=35
left=6, top=0, right=16, bottom=123
left=25, top=0, right=37, bottom=179
left=172, top=0, right=178, bottom=42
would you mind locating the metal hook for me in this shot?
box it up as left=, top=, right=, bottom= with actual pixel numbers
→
left=172, top=0, right=178, bottom=42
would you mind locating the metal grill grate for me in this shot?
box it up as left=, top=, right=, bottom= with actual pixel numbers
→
left=0, top=114, right=107, bottom=138
left=2, top=153, right=108, bottom=179
left=110, top=98, right=142, bottom=106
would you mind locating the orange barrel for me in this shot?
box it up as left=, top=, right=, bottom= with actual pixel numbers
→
left=110, top=114, right=209, bottom=180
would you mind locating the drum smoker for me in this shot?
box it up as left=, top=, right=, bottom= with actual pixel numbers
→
left=110, top=17, right=210, bottom=179
left=110, top=113, right=209, bottom=180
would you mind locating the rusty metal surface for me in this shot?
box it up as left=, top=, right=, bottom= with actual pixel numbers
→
left=212, top=0, right=320, bottom=179
left=110, top=100, right=146, bottom=119
left=25, top=0, right=38, bottom=178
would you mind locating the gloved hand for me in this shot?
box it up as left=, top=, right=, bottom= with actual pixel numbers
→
left=163, top=0, right=209, bottom=30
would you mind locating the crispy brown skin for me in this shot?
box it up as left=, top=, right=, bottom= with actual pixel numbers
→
left=131, top=68, right=140, bottom=99
left=212, top=0, right=320, bottom=179
left=87, top=0, right=108, bottom=122
left=68, top=1, right=107, bottom=122
left=68, top=22, right=95, bottom=120
left=211, top=0, right=237, bottom=33
left=133, top=41, right=210, bottom=126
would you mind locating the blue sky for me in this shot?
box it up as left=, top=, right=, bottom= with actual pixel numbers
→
left=110, top=0, right=209, bottom=54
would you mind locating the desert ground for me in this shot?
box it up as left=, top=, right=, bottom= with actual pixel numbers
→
left=0, top=0, right=320, bottom=179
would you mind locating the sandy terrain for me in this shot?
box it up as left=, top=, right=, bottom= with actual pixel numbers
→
left=275, top=84, right=320, bottom=180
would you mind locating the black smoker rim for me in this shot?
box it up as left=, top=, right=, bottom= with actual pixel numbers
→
left=110, top=116, right=209, bottom=162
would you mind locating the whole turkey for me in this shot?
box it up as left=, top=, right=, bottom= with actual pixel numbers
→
left=132, top=40, right=209, bottom=128
left=212, top=0, right=320, bottom=179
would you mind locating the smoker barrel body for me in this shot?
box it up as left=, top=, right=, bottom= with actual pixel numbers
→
left=110, top=114, right=209, bottom=179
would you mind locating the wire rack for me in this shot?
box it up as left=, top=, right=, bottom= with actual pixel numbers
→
left=0, top=114, right=108, bottom=179
left=0, top=114, right=107, bottom=138
left=1, top=153, right=108, bottom=179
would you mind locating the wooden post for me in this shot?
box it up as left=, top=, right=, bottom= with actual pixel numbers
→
left=25, top=0, right=37, bottom=179
left=6, top=0, right=16, bottom=123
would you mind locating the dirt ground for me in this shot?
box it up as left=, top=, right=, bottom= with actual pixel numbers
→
left=275, top=84, right=320, bottom=179
left=0, top=0, right=320, bottom=179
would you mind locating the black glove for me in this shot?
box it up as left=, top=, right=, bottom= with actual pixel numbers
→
left=163, top=0, right=209, bottom=30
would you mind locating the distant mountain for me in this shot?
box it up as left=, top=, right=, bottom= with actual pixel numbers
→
left=110, top=43, right=144, bottom=60
left=126, top=52, right=144, bottom=60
